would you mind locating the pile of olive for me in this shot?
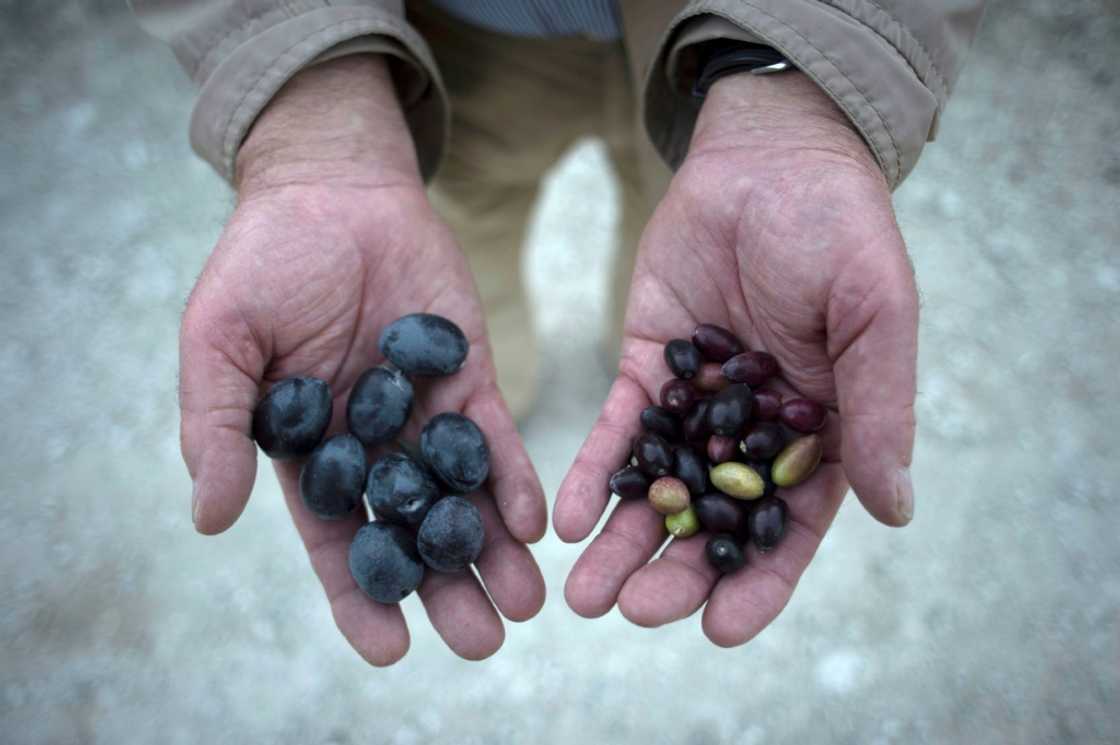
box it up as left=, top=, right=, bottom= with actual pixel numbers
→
left=251, top=313, right=489, bottom=604
left=609, top=324, right=825, bottom=574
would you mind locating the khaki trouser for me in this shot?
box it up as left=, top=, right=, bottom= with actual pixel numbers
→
left=409, top=2, right=669, bottom=420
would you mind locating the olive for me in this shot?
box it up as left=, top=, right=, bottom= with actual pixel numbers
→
left=665, top=506, right=701, bottom=539
left=741, top=422, right=785, bottom=460
left=640, top=405, right=682, bottom=441
left=609, top=466, right=650, bottom=500
left=419, top=412, right=490, bottom=493
left=693, top=362, right=729, bottom=393
left=710, top=462, right=766, bottom=500
left=633, top=432, right=674, bottom=477
left=771, top=434, right=823, bottom=488
left=648, top=476, right=690, bottom=514
left=673, top=446, right=709, bottom=496
left=660, top=378, right=697, bottom=415
left=707, top=434, right=739, bottom=464
left=347, top=366, right=414, bottom=446
left=705, top=534, right=746, bottom=574
left=682, top=399, right=713, bottom=442
left=748, top=496, right=789, bottom=552
left=752, top=388, right=782, bottom=421
left=693, top=493, right=746, bottom=535
left=707, top=383, right=755, bottom=436
left=378, top=313, right=469, bottom=377
left=416, top=496, right=485, bottom=573
left=348, top=522, right=425, bottom=604
left=664, top=339, right=702, bottom=379
left=366, top=451, right=440, bottom=528
left=251, top=376, right=331, bottom=460
left=691, top=324, right=743, bottom=363
left=745, top=460, right=778, bottom=500
left=721, top=351, right=780, bottom=386
left=299, top=434, right=367, bottom=520
left=780, top=398, right=827, bottom=433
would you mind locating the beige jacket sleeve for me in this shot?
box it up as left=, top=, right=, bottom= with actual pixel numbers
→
left=130, top=0, right=447, bottom=184
left=620, top=0, right=986, bottom=188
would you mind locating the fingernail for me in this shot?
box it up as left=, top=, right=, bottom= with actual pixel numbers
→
left=191, top=481, right=201, bottom=526
left=895, top=468, right=914, bottom=524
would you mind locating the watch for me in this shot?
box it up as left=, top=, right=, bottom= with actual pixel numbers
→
left=692, top=43, right=792, bottom=98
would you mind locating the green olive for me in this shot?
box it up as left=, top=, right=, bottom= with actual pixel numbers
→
left=710, top=462, right=765, bottom=500
left=771, top=434, right=823, bottom=487
left=665, top=506, right=700, bottom=538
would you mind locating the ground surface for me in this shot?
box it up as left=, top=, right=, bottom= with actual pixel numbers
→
left=1, top=1, right=1118, bottom=743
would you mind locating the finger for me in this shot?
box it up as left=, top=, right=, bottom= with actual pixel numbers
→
left=617, top=534, right=720, bottom=627
left=702, top=464, right=847, bottom=647
left=278, top=463, right=411, bottom=666
left=179, top=294, right=265, bottom=535
left=553, top=374, right=649, bottom=543
left=417, top=568, right=506, bottom=661
left=828, top=244, right=920, bottom=526
left=563, top=499, right=667, bottom=618
left=471, top=493, right=546, bottom=622
left=463, top=382, right=548, bottom=544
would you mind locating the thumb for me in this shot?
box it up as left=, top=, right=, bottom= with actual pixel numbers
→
left=179, top=287, right=265, bottom=534
left=828, top=243, right=919, bottom=527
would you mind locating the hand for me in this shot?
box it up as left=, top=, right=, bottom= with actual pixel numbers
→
left=554, top=71, right=918, bottom=646
left=181, top=56, right=546, bottom=664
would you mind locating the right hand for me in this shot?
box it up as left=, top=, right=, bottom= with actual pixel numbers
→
left=181, top=56, right=547, bottom=664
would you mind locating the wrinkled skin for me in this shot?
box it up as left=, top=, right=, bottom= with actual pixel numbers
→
left=555, top=72, right=919, bottom=647
left=180, top=57, right=546, bottom=665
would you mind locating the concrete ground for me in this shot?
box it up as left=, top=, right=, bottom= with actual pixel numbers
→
left=1, top=1, right=1117, bottom=743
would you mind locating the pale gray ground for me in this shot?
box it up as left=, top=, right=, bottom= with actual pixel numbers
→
left=1, top=1, right=1118, bottom=743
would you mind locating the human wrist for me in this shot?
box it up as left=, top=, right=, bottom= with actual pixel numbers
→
left=235, top=55, right=424, bottom=197
left=690, top=70, right=879, bottom=178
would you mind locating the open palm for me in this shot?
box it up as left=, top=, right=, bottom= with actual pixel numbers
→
left=553, top=99, right=919, bottom=646
left=181, top=183, right=547, bottom=664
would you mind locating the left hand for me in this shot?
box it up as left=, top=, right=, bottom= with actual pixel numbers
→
left=553, top=71, right=919, bottom=646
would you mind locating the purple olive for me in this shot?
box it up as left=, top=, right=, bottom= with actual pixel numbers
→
left=722, top=351, right=780, bottom=386
left=707, top=434, right=739, bottom=464
left=640, top=405, right=681, bottom=441
left=673, top=446, right=709, bottom=496
left=633, top=432, right=674, bottom=478
left=741, top=422, right=785, bottom=460
left=753, top=388, right=782, bottom=421
left=707, top=383, right=755, bottom=437
left=660, top=379, right=697, bottom=416
left=609, top=466, right=650, bottom=500
left=748, top=496, right=789, bottom=552
left=691, top=324, right=744, bottom=363
left=693, top=362, right=729, bottom=393
left=693, top=493, right=746, bottom=535
left=780, top=398, right=827, bottom=433
left=664, top=339, right=702, bottom=379
left=682, top=399, right=713, bottom=443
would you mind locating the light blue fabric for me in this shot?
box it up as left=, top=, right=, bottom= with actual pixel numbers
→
left=426, top=0, right=622, bottom=40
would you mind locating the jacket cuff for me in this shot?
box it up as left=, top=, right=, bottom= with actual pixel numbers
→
left=189, top=6, right=447, bottom=185
left=643, top=2, right=941, bottom=189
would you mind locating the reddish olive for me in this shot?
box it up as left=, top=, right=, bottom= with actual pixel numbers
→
left=780, top=398, right=828, bottom=433
left=752, top=388, right=782, bottom=421
left=691, top=324, right=744, bottom=363
left=707, top=434, right=739, bottom=464
left=722, top=351, right=780, bottom=387
left=660, top=378, right=697, bottom=416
